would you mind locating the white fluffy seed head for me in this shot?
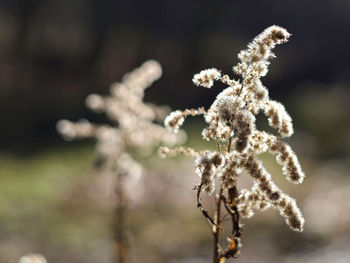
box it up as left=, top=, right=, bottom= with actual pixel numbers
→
left=192, top=68, right=221, bottom=88
left=164, top=110, right=185, bottom=133
left=56, top=119, right=75, bottom=140
left=85, top=94, right=105, bottom=112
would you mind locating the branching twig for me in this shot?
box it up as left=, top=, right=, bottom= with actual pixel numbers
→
left=216, top=187, right=241, bottom=262
left=196, top=184, right=217, bottom=232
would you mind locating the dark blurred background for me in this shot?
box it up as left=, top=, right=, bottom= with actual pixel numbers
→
left=1, top=1, right=350, bottom=263
left=0, top=0, right=349, bottom=151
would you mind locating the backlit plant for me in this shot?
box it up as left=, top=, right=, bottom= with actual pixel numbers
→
left=160, top=26, right=305, bottom=263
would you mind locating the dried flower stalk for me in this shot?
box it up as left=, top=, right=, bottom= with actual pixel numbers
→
left=161, top=26, right=305, bottom=262
left=57, top=60, right=185, bottom=263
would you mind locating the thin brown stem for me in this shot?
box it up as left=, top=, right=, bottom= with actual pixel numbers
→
left=234, top=76, right=245, bottom=105
left=227, top=137, right=232, bottom=153
left=227, top=124, right=234, bottom=153
left=215, top=139, right=222, bottom=154
left=221, top=195, right=241, bottom=238
left=213, top=186, right=224, bottom=263
left=196, top=184, right=217, bottom=231
left=217, top=187, right=241, bottom=262
left=234, top=65, right=253, bottom=106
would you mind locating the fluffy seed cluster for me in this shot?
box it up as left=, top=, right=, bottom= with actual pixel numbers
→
left=264, top=100, right=293, bottom=137
left=194, top=151, right=223, bottom=193
left=164, top=107, right=206, bottom=133
left=192, top=68, right=222, bottom=88
left=161, top=26, right=305, bottom=260
left=57, top=60, right=186, bottom=176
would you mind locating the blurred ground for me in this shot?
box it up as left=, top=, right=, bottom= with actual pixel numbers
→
left=1, top=85, right=350, bottom=262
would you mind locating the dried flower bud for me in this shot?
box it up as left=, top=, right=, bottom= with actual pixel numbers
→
left=234, top=25, right=290, bottom=80
left=192, top=68, right=221, bottom=88
left=195, top=151, right=217, bottom=193
left=210, top=152, right=223, bottom=167
left=241, top=154, right=304, bottom=231
left=158, top=146, right=197, bottom=158
left=264, top=100, right=293, bottom=137
left=164, top=107, right=206, bottom=133
left=86, top=94, right=105, bottom=112
left=56, top=119, right=95, bottom=140
left=275, top=142, right=305, bottom=184
left=164, top=110, right=185, bottom=133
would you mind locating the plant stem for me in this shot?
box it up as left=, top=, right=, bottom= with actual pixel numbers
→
left=213, top=186, right=223, bottom=263
left=115, top=172, right=130, bottom=263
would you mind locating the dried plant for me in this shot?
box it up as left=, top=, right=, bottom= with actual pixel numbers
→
left=160, top=26, right=305, bottom=262
left=57, top=60, right=185, bottom=263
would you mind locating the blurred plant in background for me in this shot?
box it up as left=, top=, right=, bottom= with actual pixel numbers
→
left=161, top=26, right=306, bottom=262
left=57, top=60, right=185, bottom=262
left=19, top=254, right=47, bottom=263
